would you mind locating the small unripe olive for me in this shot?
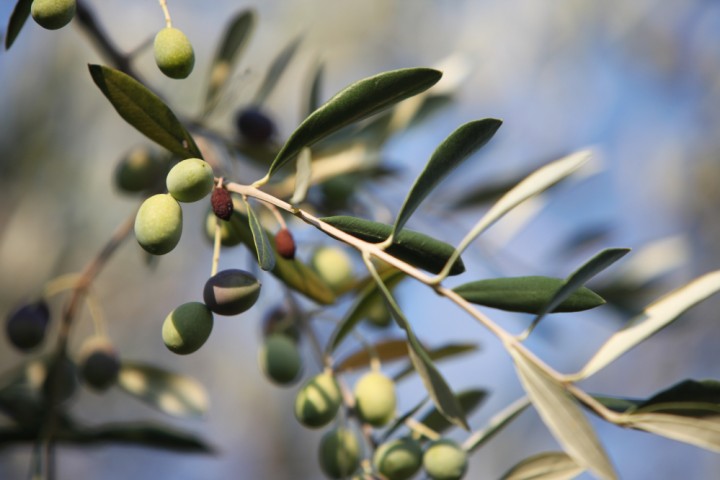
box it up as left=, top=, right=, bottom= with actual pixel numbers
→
left=78, top=336, right=120, bottom=391
left=365, top=297, right=392, bottom=328
left=203, top=269, right=261, bottom=316
left=262, top=305, right=301, bottom=342
left=204, top=209, right=244, bottom=247
left=5, top=300, right=50, bottom=351
left=153, top=27, right=195, bottom=79
left=373, top=438, right=423, bottom=480
left=41, top=357, right=78, bottom=405
left=166, top=158, right=214, bottom=203
left=134, top=193, right=183, bottom=255
left=353, top=371, right=396, bottom=427
left=235, top=107, right=276, bottom=143
left=259, top=334, right=302, bottom=386
left=294, top=371, right=341, bottom=428
left=31, top=0, right=76, bottom=30
left=275, top=228, right=296, bottom=260
left=114, top=146, right=167, bottom=193
left=318, top=427, right=362, bottom=479
left=422, top=439, right=468, bottom=480
left=311, top=246, right=354, bottom=291
left=162, top=302, right=213, bottom=355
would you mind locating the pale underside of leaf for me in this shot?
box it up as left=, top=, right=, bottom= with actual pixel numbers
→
left=509, top=345, right=617, bottom=480
left=578, top=270, right=720, bottom=379
left=501, top=451, right=584, bottom=480
left=618, top=412, right=720, bottom=453
left=437, top=150, right=592, bottom=280
left=117, top=362, right=209, bottom=418
left=290, top=147, right=312, bottom=205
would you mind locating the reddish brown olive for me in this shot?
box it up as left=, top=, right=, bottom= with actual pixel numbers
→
left=275, top=228, right=296, bottom=260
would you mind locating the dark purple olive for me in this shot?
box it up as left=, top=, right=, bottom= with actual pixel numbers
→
left=6, top=300, right=50, bottom=351
left=235, top=107, right=276, bottom=143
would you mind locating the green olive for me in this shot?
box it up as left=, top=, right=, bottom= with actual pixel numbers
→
left=153, top=27, right=195, bottom=79
left=203, top=269, right=261, bottom=316
left=114, top=146, right=168, bottom=193
left=77, top=336, right=120, bottom=391
left=31, top=0, right=76, bottom=30
left=353, top=371, right=396, bottom=427
left=364, top=296, right=392, bottom=328
left=311, top=246, right=354, bottom=291
left=318, top=427, right=361, bottom=479
left=166, top=158, right=214, bottom=203
left=422, top=439, right=468, bottom=480
left=373, top=438, right=423, bottom=480
left=134, top=193, right=183, bottom=255
left=259, top=334, right=302, bottom=386
left=162, top=302, right=213, bottom=355
left=294, top=371, right=341, bottom=428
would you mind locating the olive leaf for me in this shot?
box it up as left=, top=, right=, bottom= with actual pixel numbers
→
left=322, top=216, right=465, bottom=275
left=5, top=0, right=31, bottom=50
left=380, top=396, right=430, bottom=442
left=500, top=451, right=584, bottom=480
left=88, top=65, right=202, bottom=159
left=364, top=256, right=469, bottom=430
left=328, top=267, right=406, bottom=353
left=577, top=270, right=720, bottom=379
left=437, top=150, right=591, bottom=280
left=418, top=389, right=488, bottom=435
left=289, top=147, right=312, bottom=205
left=463, top=396, right=531, bottom=453
left=335, top=338, right=409, bottom=373
left=305, top=61, right=324, bottom=119
left=261, top=68, right=442, bottom=181
left=392, top=343, right=479, bottom=381
left=203, top=8, right=256, bottom=114
left=508, top=345, right=617, bottom=480
left=453, top=276, right=605, bottom=314
left=253, top=35, right=302, bottom=106
left=242, top=197, right=276, bottom=271
left=117, top=362, right=209, bottom=418
left=392, top=119, right=502, bottom=238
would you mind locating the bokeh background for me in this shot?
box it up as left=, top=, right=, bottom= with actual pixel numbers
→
left=2, top=1, right=720, bottom=478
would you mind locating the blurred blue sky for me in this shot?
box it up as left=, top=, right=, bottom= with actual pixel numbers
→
left=2, top=1, right=720, bottom=479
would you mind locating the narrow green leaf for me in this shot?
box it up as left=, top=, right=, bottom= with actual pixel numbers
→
left=228, top=210, right=336, bottom=304
left=578, top=270, right=720, bottom=379
left=290, top=147, right=312, bottom=205
left=117, top=362, right=209, bottom=418
left=305, top=62, right=324, bottom=119
left=88, top=65, right=202, bottom=159
left=263, top=68, right=442, bottom=179
left=392, top=119, right=502, bottom=237
left=509, top=345, right=617, bottom=480
left=254, top=36, right=302, bottom=106
left=328, top=267, right=406, bottom=353
left=393, top=343, right=479, bottom=381
left=243, top=198, right=276, bottom=271
left=203, top=9, right=256, bottom=113
left=520, top=248, right=629, bottom=338
left=453, top=276, right=605, bottom=314
left=364, top=256, right=468, bottom=430
left=501, top=451, right=584, bottom=480
left=636, top=379, right=720, bottom=412
left=437, top=150, right=591, bottom=280
left=335, top=338, right=409, bottom=373
left=322, top=216, right=465, bottom=275
left=380, top=396, right=430, bottom=442
left=5, top=0, right=31, bottom=50
left=418, top=389, right=488, bottom=435
left=464, top=396, right=531, bottom=453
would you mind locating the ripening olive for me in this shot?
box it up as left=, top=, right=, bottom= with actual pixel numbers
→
left=311, top=246, right=354, bottom=291
left=422, top=439, right=468, bottom=480
left=275, top=228, right=296, bottom=260
left=294, top=371, right=341, bottom=428
left=318, top=427, right=362, bottom=479
left=162, top=302, right=213, bottom=355
left=166, top=158, right=214, bottom=203
left=5, top=300, right=50, bottom=351
left=373, top=438, right=423, bottom=480
left=259, top=334, right=302, bottom=386
left=153, top=27, right=195, bottom=79
left=203, top=269, right=261, bottom=316
left=353, top=371, right=396, bottom=427
left=78, top=336, right=120, bottom=391
left=235, top=107, right=276, bottom=143
left=134, top=193, right=183, bottom=255
left=261, top=305, right=301, bottom=342
left=31, top=0, right=76, bottom=30
left=114, top=146, right=167, bottom=193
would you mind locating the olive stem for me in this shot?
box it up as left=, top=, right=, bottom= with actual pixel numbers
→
left=158, top=0, right=172, bottom=29
left=211, top=217, right=222, bottom=277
